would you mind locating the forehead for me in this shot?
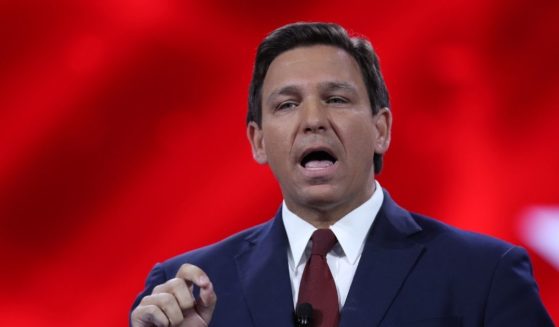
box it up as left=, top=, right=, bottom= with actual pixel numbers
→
left=262, top=45, right=366, bottom=97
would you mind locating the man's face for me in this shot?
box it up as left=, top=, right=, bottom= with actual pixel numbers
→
left=248, top=45, right=391, bottom=221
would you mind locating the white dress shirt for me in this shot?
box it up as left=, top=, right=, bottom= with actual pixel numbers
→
left=282, top=180, right=384, bottom=308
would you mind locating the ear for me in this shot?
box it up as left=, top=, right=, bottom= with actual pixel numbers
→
left=247, top=121, right=268, bottom=165
left=374, top=107, right=392, bottom=155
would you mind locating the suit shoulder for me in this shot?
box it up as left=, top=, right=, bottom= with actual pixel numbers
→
left=410, top=212, right=517, bottom=258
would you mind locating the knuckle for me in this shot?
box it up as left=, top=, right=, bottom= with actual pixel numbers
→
left=152, top=284, right=164, bottom=294
left=130, top=306, right=142, bottom=319
left=160, top=293, right=175, bottom=306
left=168, top=277, right=183, bottom=289
left=140, top=294, right=153, bottom=305
left=144, top=305, right=157, bottom=315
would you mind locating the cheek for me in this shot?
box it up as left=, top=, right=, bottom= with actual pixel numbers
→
left=349, top=136, right=375, bottom=159
left=343, top=119, right=377, bottom=159
left=262, top=129, right=292, bottom=163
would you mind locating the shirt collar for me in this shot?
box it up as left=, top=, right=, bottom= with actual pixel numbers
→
left=282, top=180, right=384, bottom=267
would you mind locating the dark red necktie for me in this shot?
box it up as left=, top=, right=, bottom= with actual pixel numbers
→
left=297, top=229, right=340, bottom=327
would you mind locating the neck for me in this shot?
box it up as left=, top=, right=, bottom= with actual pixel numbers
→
left=285, top=183, right=376, bottom=229
left=290, top=207, right=344, bottom=228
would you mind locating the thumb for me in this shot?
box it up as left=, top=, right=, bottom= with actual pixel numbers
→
left=196, top=279, right=217, bottom=323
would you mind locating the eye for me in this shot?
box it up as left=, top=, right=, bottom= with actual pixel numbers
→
left=326, top=96, right=349, bottom=105
left=276, top=101, right=298, bottom=111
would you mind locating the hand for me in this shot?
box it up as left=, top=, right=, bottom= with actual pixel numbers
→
left=131, top=264, right=217, bottom=327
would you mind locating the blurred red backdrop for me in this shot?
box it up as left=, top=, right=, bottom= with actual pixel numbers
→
left=0, top=0, right=557, bottom=325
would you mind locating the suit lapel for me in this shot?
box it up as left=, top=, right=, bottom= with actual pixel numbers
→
left=235, top=211, right=295, bottom=327
left=340, top=191, right=425, bottom=327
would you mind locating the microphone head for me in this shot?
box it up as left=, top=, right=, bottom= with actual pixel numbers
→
left=295, top=302, right=313, bottom=326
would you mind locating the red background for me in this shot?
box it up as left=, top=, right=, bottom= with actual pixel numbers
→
left=0, top=0, right=557, bottom=325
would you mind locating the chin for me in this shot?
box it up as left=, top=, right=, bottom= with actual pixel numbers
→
left=297, top=185, right=343, bottom=208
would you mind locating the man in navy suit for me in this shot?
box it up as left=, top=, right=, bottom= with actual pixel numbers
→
left=130, top=22, right=553, bottom=326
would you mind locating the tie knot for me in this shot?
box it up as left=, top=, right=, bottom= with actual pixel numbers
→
left=310, top=229, right=337, bottom=256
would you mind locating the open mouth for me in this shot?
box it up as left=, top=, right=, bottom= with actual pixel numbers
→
left=300, top=150, right=337, bottom=169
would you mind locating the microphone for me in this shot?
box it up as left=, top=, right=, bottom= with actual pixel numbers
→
left=295, top=302, right=313, bottom=327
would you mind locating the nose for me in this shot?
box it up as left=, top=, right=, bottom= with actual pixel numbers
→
left=300, top=99, right=328, bottom=133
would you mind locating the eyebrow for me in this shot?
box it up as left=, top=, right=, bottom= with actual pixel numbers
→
left=265, top=81, right=358, bottom=105
left=318, top=81, right=358, bottom=94
left=265, top=85, right=301, bottom=105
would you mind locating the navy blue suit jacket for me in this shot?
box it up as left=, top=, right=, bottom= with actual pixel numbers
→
left=131, top=191, right=553, bottom=326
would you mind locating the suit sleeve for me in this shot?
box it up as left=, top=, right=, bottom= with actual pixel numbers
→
left=129, top=263, right=168, bottom=326
left=484, top=246, right=554, bottom=326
